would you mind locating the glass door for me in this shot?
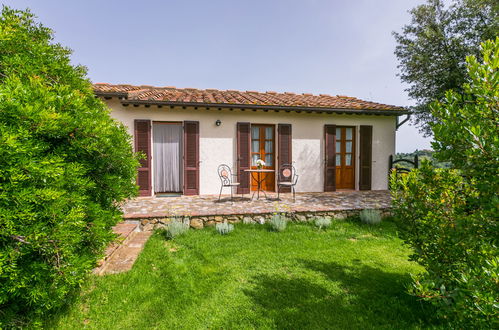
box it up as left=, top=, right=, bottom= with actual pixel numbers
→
left=250, top=124, right=275, bottom=191
left=335, top=126, right=355, bottom=189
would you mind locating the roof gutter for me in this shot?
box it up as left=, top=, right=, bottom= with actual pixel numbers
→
left=396, top=114, right=411, bottom=130
left=115, top=98, right=409, bottom=116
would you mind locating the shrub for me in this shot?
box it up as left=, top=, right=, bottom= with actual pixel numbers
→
left=164, top=219, right=190, bottom=240
left=359, top=209, right=381, bottom=225
left=313, top=217, right=331, bottom=230
left=215, top=221, right=234, bottom=235
left=269, top=214, right=287, bottom=232
left=391, top=39, right=499, bottom=328
left=391, top=163, right=498, bottom=328
left=0, top=7, right=138, bottom=325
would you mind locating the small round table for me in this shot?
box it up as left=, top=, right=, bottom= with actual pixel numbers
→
left=244, top=169, right=275, bottom=200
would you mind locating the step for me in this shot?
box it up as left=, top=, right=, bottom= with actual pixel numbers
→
left=96, top=231, right=153, bottom=275
left=93, top=222, right=140, bottom=275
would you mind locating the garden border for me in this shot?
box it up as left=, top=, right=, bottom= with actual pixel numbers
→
left=132, top=207, right=392, bottom=231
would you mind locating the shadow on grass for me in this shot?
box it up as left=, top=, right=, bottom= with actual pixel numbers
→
left=243, top=260, right=439, bottom=329
left=341, top=216, right=402, bottom=240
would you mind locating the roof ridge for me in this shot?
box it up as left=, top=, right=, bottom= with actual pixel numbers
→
left=95, top=83, right=339, bottom=98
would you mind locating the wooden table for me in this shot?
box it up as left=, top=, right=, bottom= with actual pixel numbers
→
left=244, top=169, right=275, bottom=200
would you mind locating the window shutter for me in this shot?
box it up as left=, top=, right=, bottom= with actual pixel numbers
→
left=236, top=122, right=251, bottom=194
left=134, top=119, right=152, bottom=196
left=183, top=121, right=199, bottom=195
left=359, top=125, right=373, bottom=190
left=278, top=124, right=292, bottom=192
left=324, top=124, right=336, bottom=192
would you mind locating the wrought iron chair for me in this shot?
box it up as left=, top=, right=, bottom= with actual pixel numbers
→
left=217, top=164, right=241, bottom=201
left=277, top=164, right=299, bottom=201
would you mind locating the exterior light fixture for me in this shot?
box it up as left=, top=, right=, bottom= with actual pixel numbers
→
left=215, top=119, right=222, bottom=126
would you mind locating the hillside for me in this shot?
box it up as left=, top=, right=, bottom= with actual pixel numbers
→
left=395, top=149, right=452, bottom=169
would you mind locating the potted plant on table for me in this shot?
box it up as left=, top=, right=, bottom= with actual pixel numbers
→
left=256, top=159, right=265, bottom=169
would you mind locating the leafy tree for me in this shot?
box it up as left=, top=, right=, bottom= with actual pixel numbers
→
left=391, top=39, right=499, bottom=327
left=393, top=0, right=498, bottom=135
left=431, top=38, right=499, bottom=203
left=0, top=7, right=139, bottom=325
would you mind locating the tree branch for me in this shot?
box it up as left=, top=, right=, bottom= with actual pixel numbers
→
left=10, top=235, right=31, bottom=244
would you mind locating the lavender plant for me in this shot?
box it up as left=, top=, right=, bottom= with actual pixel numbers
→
left=164, top=219, right=190, bottom=239
left=359, top=209, right=382, bottom=225
left=269, top=214, right=288, bottom=232
left=216, top=221, right=234, bottom=235
left=314, top=217, right=332, bottom=230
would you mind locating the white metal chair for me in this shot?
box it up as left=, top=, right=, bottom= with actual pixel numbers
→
left=277, top=164, right=299, bottom=201
left=217, top=164, right=241, bottom=201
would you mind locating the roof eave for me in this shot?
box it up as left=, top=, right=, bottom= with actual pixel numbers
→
left=117, top=99, right=408, bottom=116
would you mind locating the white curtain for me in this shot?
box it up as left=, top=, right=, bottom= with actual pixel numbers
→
left=153, top=124, right=183, bottom=193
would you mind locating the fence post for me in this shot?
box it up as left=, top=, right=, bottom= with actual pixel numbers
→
left=414, top=155, right=419, bottom=169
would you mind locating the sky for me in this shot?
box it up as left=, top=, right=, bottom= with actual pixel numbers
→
left=2, top=0, right=434, bottom=152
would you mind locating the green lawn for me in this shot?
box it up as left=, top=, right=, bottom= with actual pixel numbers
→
left=48, top=220, right=441, bottom=329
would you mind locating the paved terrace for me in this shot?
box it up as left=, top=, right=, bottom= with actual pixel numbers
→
left=122, top=190, right=391, bottom=219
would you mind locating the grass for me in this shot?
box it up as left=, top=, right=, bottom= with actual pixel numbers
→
left=47, top=219, right=441, bottom=329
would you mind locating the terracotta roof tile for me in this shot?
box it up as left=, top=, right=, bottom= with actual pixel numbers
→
left=93, top=83, right=404, bottom=112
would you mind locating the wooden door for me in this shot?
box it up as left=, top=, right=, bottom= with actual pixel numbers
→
left=335, top=126, right=355, bottom=189
left=135, top=119, right=152, bottom=196
left=359, top=125, right=373, bottom=190
left=278, top=124, right=292, bottom=192
left=324, top=125, right=336, bottom=192
left=250, top=124, right=275, bottom=191
left=236, top=122, right=251, bottom=194
left=183, top=121, right=199, bottom=195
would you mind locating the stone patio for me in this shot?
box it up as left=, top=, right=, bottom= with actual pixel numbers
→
left=122, top=191, right=392, bottom=229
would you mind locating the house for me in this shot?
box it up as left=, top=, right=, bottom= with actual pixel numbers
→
left=94, top=83, right=407, bottom=196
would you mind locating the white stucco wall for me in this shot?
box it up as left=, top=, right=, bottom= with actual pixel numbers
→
left=104, top=99, right=396, bottom=195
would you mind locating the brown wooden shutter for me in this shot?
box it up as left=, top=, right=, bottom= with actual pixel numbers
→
left=134, top=119, right=152, bottom=196
left=359, top=125, right=373, bottom=190
left=324, top=124, right=336, bottom=192
left=183, top=121, right=199, bottom=195
left=278, top=124, right=292, bottom=192
left=236, top=122, right=251, bottom=194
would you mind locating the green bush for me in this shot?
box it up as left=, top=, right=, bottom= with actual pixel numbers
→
left=0, top=7, right=139, bottom=325
left=215, top=221, right=234, bottom=235
left=313, top=217, right=331, bottom=230
left=391, top=163, right=498, bottom=327
left=163, top=219, right=190, bottom=240
left=269, top=214, right=287, bottom=232
left=391, top=39, right=499, bottom=328
left=359, top=209, right=382, bottom=225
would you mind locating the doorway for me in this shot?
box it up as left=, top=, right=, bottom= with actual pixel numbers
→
left=153, top=122, right=183, bottom=194
left=335, top=126, right=355, bottom=189
left=250, top=124, right=275, bottom=191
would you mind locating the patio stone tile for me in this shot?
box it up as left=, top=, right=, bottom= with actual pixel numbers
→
left=121, top=191, right=391, bottom=218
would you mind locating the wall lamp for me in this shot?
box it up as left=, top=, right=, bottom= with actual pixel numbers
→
left=215, top=119, right=222, bottom=126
